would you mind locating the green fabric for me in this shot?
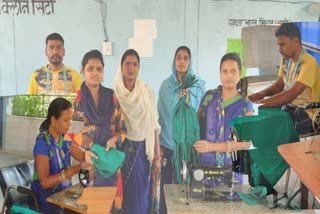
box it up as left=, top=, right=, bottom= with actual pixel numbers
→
left=227, top=39, right=247, bottom=77
left=229, top=108, right=299, bottom=186
left=90, top=144, right=125, bottom=178
left=173, top=96, right=200, bottom=184
left=238, top=186, right=268, bottom=205
left=10, top=204, right=41, bottom=214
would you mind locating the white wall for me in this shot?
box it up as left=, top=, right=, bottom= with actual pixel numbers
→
left=0, top=0, right=318, bottom=97
left=1, top=0, right=319, bottom=154
left=197, top=0, right=318, bottom=89
left=3, top=114, right=83, bottom=154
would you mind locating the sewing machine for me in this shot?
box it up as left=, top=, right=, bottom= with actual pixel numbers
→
left=78, top=168, right=91, bottom=187
left=181, top=161, right=242, bottom=202
left=182, top=128, right=250, bottom=202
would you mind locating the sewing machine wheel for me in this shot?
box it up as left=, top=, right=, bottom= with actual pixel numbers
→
left=193, top=169, right=204, bottom=182
left=181, top=160, right=188, bottom=183
left=78, top=168, right=90, bottom=187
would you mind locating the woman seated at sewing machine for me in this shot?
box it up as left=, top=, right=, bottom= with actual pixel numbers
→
left=31, top=97, right=97, bottom=214
left=194, top=53, right=254, bottom=187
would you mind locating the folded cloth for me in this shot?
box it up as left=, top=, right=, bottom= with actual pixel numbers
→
left=90, top=144, right=125, bottom=178
left=238, top=186, right=268, bottom=205
left=10, top=204, right=41, bottom=214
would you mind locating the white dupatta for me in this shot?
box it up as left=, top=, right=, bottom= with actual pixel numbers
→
left=113, top=66, right=160, bottom=162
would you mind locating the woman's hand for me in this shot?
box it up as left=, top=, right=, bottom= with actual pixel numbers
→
left=82, top=135, right=94, bottom=150
left=160, top=147, right=164, bottom=158
left=152, top=158, right=161, bottom=175
left=179, top=89, right=189, bottom=99
left=106, top=136, right=118, bottom=151
left=193, top=140, right=211, bottom=153
left=84, top=151, right=98, bottom=165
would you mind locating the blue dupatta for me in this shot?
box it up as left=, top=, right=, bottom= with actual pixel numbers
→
left=158, top=58, right=205, bottom=150
left=79, top=83, right=114, bottom=146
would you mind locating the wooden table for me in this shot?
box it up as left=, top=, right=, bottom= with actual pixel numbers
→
left=47, top=183, right=117, bottom=214
left=278, top=138, right=320, bottom=204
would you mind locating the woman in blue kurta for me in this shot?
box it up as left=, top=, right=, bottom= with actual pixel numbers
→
left=31, top=98, right=96, bottom=214
left=113, top=49, right=161, bottom=214
left=157, top=46, right=205, bottom=214
left=194, top=53, right=254, bottom=187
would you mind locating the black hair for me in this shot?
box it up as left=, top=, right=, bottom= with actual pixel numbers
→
left=275, top=22, right=301, bottom=44
left=174, top=46, right=191, bottom=60
left=220, top=52, right=242, bottom=73
left=81, top=50, right=104, bottom=69
left=46, top=33, right=64, bottom=45
left=39, top=97, right=72, bottom=132
left=120, top=49, right=140, bottom=66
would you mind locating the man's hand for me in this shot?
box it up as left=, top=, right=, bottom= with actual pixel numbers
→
left=248, top=91, right=266, bottom=102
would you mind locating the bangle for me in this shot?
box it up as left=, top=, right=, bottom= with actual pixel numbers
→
left=60, top=170, right=66, bottom=182
left=227, top=141, right=232, bottom=152
left=153, top=156, right=161, bottom=160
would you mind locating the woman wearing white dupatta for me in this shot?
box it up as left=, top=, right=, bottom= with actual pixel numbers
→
left=113, top=49, right=161, bottom=214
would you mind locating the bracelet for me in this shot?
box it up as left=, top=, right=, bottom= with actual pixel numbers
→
left=227, top=141, right=232, bottom=152
left=60, top=170, right=66, bottom=182
left=153, top=156, right=161, bottom=160
left=207, top=143, right=212, bottom=152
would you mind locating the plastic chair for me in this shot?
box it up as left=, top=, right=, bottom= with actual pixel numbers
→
left=1, top=185, right=39, bottom=214
left=0, top=162, right=39, bottom=214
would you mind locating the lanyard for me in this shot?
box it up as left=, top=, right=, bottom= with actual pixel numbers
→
left=57, top=135, right=68, bottom=169
left=46, top=65, right=69, bottom=94
left=44, top=132, right=69, bottom=169
left=285, top=49, right=304, bottom=89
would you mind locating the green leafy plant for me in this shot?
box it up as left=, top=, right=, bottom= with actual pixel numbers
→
left=11, top=95, right=76, bottom=117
